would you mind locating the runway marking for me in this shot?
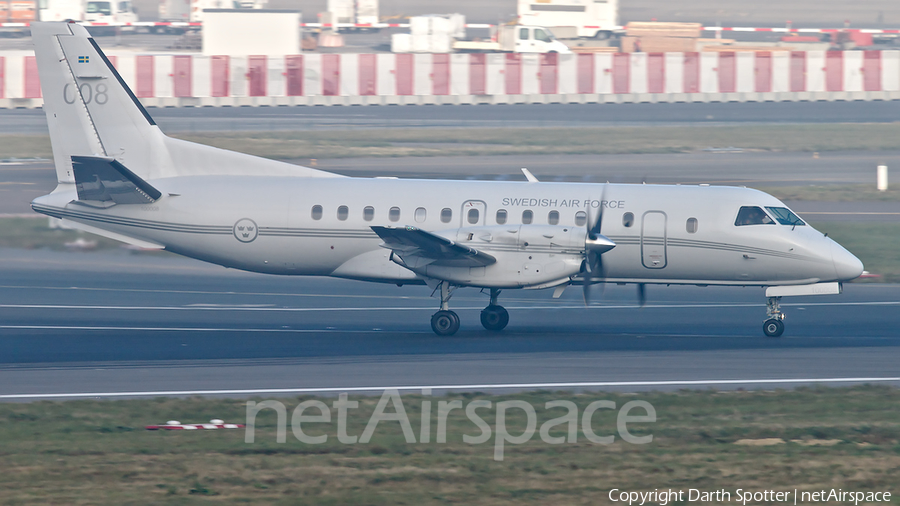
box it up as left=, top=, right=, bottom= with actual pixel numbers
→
left=0, top=325, right=413, bottom=333
left=2, top=377, right=900, bottom=399
left=0, top=301, right=898, bottom=312
left=0, top=284, right=430, bottom=301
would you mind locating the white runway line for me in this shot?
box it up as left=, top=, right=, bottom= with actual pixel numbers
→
left=2, top=377, right=900, bottom=399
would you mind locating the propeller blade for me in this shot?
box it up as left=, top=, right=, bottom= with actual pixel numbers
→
left=582, top=183, right=611, bottom=307
left=637, top=283, right=646, bottom=308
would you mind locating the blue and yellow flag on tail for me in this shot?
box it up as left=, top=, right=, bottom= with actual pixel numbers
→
left=78, top=56, right=89, bottom=63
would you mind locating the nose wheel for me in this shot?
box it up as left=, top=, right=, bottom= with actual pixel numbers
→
left=431, top=281, right=460, bottom=336
left=763, top=296, right=785, bottom=337
left=431, top=310, right=460, bottom=336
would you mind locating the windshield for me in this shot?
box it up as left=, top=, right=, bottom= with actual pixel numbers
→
left=766, top=206, right=806, bottom=226
left=534, top=28, right=552, bottom=43
left=734, top=206, right=775, bottom=226
left=86, top=1, right=111, bottom=15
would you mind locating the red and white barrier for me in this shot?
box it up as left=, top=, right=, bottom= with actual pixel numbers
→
left=3, top=50, right=900, bottom=107
left=3, top=21, right=900, bottom=33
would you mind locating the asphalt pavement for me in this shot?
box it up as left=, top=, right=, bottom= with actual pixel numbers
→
left=0, top=248, right=897, bottom=399
left=8, top=102, right=900, bottom=135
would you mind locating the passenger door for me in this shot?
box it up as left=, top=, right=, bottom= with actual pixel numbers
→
left=641, top=211, right=667, bottom=269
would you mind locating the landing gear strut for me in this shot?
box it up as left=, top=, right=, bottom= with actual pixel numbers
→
left=431, top=282, right=460, bottom=336
left=763, top=296, right=785, bottom=337
left=480, top=288, right=509, bottom=331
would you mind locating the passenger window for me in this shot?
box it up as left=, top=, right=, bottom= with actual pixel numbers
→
left=686, top=217, right=698, bottom=233
left=337, top=205, right=349, bottom=221
left=496, top=209, right=508, bottom=225
left=519, top=27, right=529, bottom=40
left=534, top=28, right=551, bottom=43
left=311, top=205, right=323, bottom=220
left=467, top=208, right=480, bottom=224
left=522, top=210, right=533, bottom=224
left=440, top=208, right=452, bottom=223
left=575, top=211, right=587, bottom=226
left=735, top=206, right=775, bottom=226
left=363, top=206, right=374, bottom=221
left=622, top=212, right=634, bottom=227
left=389, top=207, right=401, bottom=222
left=548, top=210, right=559, bottom=225
left=415, top=207, right=427, bottom=223
left=765, top=206, right=806, bottom=226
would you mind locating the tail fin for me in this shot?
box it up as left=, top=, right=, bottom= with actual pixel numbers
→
left=32, top=22, right=340, bottom=185
left=32, top=22, right=167, bottom=185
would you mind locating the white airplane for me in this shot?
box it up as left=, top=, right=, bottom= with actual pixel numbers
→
left=29, top=22, right=864, bottom=337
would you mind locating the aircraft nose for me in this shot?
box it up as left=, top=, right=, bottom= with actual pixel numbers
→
left=831, top=241, right=864, bottom=281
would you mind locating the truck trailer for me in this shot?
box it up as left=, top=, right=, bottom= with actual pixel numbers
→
left=518, top=0, right=618, bottom=39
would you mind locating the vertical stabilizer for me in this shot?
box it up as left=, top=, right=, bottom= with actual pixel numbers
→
left=32, top=22, right=168, bottom=184
left=33, top=22, right=343, bottom=182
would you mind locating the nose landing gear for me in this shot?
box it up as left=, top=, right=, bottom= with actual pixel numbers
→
left=763, top=296, right=785, bottom=337
left=431, top=281, right=460, bottom=336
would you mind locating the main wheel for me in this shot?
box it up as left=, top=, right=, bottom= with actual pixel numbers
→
left=763, top=318, right=785, bottom=337
left=480, top=305, right=509, bottom=331
left=431, top=310, right=460, bottom=336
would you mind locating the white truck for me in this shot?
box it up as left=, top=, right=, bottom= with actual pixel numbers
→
left=452, top=25, right=571, bottom=53
left=83, top=0, right=138, bottom=25
left=157, top=0, right=267, bottom=26
left=37, top=0, right=82, bottom=22
left=35, top=0, right=137, bottom=32
left=38, top=0, right=136, bottom=24
left=326, top=0, right=378, bottom=32
left=518, top=0, right=619, bottom=39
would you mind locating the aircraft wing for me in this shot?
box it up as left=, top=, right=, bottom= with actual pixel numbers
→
left=371, top=226, right=496, bottom=267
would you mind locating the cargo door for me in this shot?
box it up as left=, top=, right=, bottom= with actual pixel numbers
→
left=641, top=211, right=667, bottom=269
left=516, top=26, right=533, bottom=53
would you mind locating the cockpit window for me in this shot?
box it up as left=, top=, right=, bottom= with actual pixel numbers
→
left=765, top=206, right=806, bottom=226
left=734, top=206, right=775, bottom=226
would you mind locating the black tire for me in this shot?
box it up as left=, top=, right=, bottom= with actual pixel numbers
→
left=431, top=310, right=460, bottom=336
left=480, top=305, right=509, bottom=331
left=763, top=318, right=785, bottom=337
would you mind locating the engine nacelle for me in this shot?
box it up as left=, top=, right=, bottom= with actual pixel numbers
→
left=418, top=225, right=585, bottom=288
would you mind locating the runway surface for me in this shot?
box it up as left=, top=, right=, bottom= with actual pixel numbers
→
left=7, top=101, right=900, bottom=135
left=0, top=248, right=898, bottom=399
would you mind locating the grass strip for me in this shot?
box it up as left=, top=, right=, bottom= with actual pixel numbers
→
left=0, top=385, right=898, bottom=504
left=8, top=123, right=900, bottom=160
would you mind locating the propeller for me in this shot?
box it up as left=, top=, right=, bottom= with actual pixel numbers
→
left=582, top=184, right=616, bottom=305
left=637, top=283, right=646, bottom=308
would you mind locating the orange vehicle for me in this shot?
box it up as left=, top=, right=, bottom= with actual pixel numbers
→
left=0, top=0, right=37, bottom=23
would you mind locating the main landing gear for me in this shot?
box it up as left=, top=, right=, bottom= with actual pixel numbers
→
left=763, top=296, right=785, bottom=337
left=429, top=284, right=509, bottom=336
left=480, top=289, right=509, bottom=332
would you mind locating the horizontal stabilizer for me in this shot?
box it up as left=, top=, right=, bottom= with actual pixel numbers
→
left=372, top=226, right=496, bottom=267
left=72, top=155, right=162, bottom=204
